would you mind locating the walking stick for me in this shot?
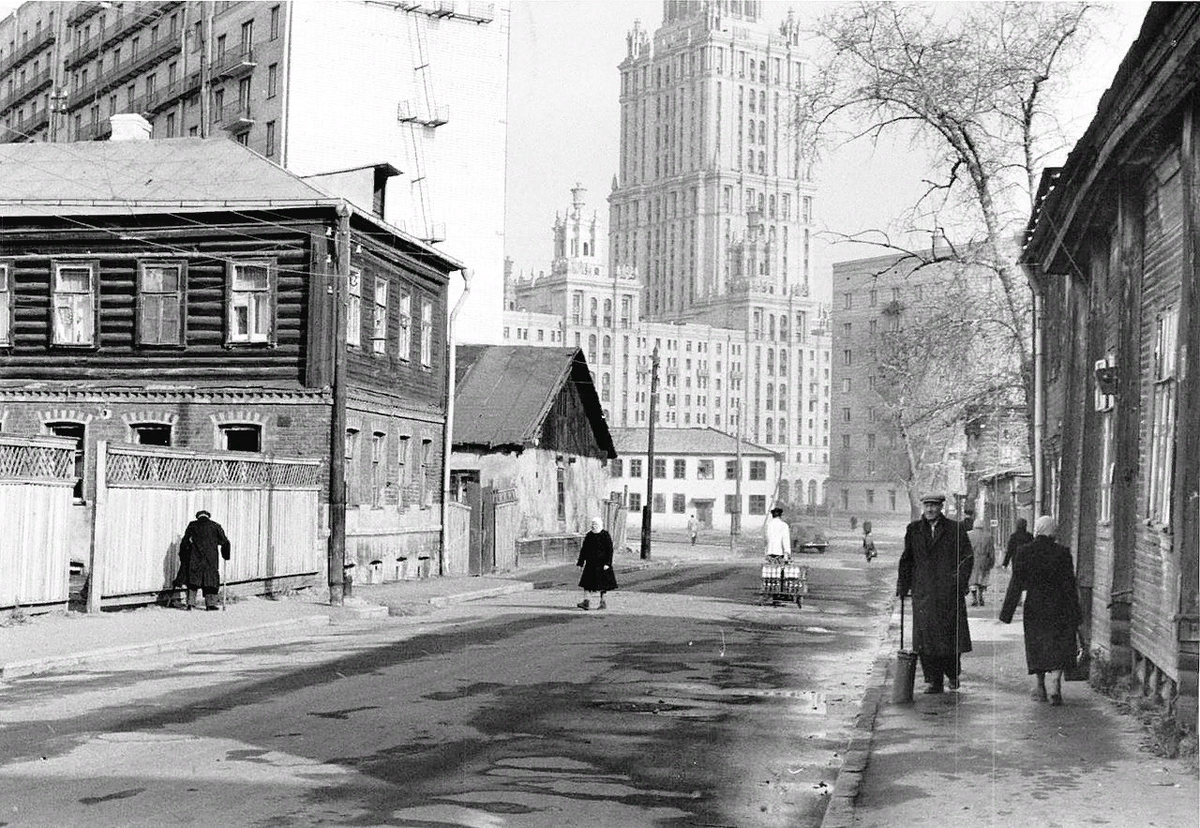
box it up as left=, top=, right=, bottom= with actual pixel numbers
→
left=221, top=556, right=227, bottom=611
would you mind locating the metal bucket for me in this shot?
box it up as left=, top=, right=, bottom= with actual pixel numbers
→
left=893, top=649, right=917, bottom=704
left=893, top=595, right=916, bottom=704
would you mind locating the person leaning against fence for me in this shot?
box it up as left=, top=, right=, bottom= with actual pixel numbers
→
left=178, top=510, right=231, bottom=611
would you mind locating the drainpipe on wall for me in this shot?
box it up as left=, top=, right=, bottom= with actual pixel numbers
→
left=440, top=269, right=473, bottom=577
left=1029, top=265, right=1045, bottom=518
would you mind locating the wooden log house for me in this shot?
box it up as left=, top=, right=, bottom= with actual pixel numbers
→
left=0, top=136, right=465, bottom=588
left=1020, top=4, right=1199, bottom=727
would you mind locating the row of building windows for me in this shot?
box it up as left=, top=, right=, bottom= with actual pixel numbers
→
left=344, top=267, right=435, bottom=367
left=625, top=491, right=773, bottom=516
left=344, top=427, right=434, bottom=510
left=613, top=457, right=769, bottom=481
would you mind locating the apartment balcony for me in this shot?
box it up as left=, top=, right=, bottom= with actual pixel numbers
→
left=66, top=2, right=104, bottom=28
left=0, top=26, right=56, bottom=77
left=96, top=2, right=184, bottom=54
left=2, top=107, right=49, bottom=143
left=211, top=45, right=257, bottom=81
left=212, top=100, right=254, bottom=132
left=0, top=66, right=53, bottom=111
left=75, top=118, right=112, bottom=142
left=65, top=36, right=181, bottom=111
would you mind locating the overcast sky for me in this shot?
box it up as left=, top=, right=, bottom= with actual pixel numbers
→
left=505, top=1, right=1150, bottom=301
left=1, top=0, right=1150, bottom=302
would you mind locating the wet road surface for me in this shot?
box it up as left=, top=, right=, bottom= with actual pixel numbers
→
left=0, top=556, right=891, bottom=827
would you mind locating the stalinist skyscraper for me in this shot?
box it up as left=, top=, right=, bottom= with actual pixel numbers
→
left=609, top=1, right=830, bottom=507
left=610, top=0, right=816, bottom=316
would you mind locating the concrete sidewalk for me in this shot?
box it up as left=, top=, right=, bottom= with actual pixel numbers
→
left=0, top=573, right=538, bottom=681
left=822, top=599, right=1199, bottom=828
left=0, top=539, right=741, bottom=682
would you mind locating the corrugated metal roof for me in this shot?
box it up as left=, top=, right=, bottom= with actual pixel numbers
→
left=453, top=345, right=615, bottom=457
left=0, top=138, right=330, bottom=208
left=609, top=427, right=773, bottom=457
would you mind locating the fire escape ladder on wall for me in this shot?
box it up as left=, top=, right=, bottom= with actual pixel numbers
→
left=396, top=8, right=448, bottom=244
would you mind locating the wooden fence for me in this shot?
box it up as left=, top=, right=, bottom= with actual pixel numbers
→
left=91, top=441, right=323, bottom=608
left=0, top=435, right=77, bottom=611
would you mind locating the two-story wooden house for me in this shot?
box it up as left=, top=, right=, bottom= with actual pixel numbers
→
left=0, top=133, right=465, bottom=596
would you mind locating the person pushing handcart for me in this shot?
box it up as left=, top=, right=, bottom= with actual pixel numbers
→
left=760, top=502, right=809, bottom=607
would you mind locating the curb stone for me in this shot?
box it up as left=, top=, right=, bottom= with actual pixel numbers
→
left=0, top=614, right=332, bottom=680
left=427, top=580, right=534, bottom=608
left=820, top=603, right=898, bottom=828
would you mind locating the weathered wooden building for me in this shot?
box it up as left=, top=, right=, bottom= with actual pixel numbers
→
left=449, top=345, right=616, bottom=541
left=1020, top=3, right=1198, bottom=725
left=0, top=135, right=464, bottom=600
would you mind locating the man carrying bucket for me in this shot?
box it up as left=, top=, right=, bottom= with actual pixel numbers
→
left=896, top=494, right=974, bottom=694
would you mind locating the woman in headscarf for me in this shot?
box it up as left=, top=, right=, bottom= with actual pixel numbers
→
left=999, top=515, right=1082, bottom=705
left=576, top=516, right=617, bottom=610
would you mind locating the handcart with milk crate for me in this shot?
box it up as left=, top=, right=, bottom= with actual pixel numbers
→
left=760, top=554, right=809, bottom=608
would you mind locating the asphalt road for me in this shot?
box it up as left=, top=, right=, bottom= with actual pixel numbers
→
left=0, top=556, right=892, bottom=827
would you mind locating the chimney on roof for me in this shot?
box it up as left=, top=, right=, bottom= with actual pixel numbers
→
left=109, top=113, right=152, bottom=141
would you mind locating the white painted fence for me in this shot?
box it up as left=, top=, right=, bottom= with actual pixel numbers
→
left=0, top=435, right=77, bottom=611
left=91, top=441, right=323, bottom=608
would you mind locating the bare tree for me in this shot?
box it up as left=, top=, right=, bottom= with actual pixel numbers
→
left=863, top=257, right=1023, bottom=514
left=805, top=2, right=1099, bottom=454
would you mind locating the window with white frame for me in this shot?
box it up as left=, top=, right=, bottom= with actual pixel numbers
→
left=346, top=268, right=361, bottom=347
left=52, top=261, right=98, bottom=346
left=420, top=298, right=433, bottom=367
left=1147, top=308, right=1178, bottom=524
left=372, top=276, right=388, bottom=355
left=0, top=262, right=11, bottom=346
left=137, top=260, right=185, bottom=345
left=397, top=289, right=412, bottom=360
left=227, top=260, right=272, bottom=344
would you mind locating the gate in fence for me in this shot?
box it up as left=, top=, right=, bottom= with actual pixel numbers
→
left=0, top=435, right=77, bottom=611
left=91, top=441, right=324, bottom=609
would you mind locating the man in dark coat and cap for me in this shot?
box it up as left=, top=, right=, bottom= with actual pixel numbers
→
left=180, top=510, right=231, bottom=611
left=897, top=494, right=974, bottom=693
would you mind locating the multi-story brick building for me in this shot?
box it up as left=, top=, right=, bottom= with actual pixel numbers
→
left=0, top=0, right=508, bottom=341
left=828, top=252, right=990, bottom=524
left=601, top=3, right=830, bottom=507
left=506, top=185, right=832, bottom=509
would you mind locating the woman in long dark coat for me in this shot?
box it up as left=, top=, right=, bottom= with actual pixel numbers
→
left=999, top=515, right=1082, bottom=705
left=576, top=517, right=617, bottom=610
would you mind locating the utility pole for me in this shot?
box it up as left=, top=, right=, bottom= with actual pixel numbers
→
left=731, top=399, right=742, bottom=552
left=328, top=204, right=351, bottom=606
left=640, top=343, right=660, bottom=560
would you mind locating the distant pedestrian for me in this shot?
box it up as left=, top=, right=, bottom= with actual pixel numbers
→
left=687, top=514, right=699, bottom=546
left=896, top=493, right=973, bottom=694
left=576, top=516, right=617, bottom=610
left=862, top=525, right=877, bottom=562
left=179, top=509, right=231, bottom=611
left=999, top=515, right=1082, bottom=706
left=765, top=501, right=792, bottom=562
left=1003, top=517, right=1033, bottom=569
left=966, top=519, right=995, bottom=606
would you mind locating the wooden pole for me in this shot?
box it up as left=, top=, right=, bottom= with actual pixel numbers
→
left=86, top=440, right=107, bottom=614
left=328, top=205, right=351, bottom=606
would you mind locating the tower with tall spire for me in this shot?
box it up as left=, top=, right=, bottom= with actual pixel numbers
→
left=607, top=1, right=830, bottom=506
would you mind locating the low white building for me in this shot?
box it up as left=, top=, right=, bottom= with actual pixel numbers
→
left=609, top=428, right=779, bottom=534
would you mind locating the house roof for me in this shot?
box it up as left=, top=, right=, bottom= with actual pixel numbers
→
left=0, top=137, right=463, bottom=270
left=609, top=427, right=774, bottom=457
left=0, top=138, right=330, bottom=207
left=453, top=345, right=616, bottom=458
